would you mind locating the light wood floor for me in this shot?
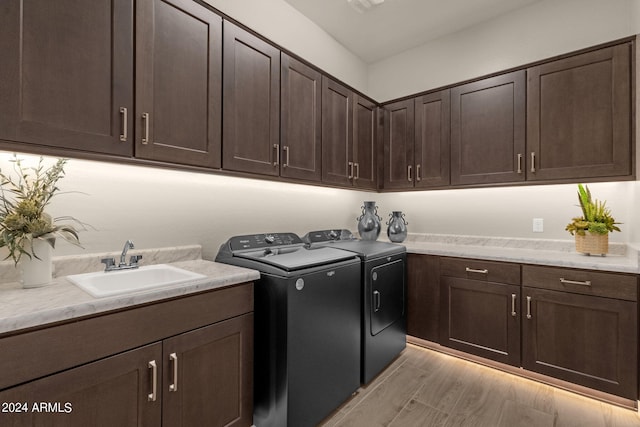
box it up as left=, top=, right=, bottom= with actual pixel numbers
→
left=320, top=343, right=640, bottom=427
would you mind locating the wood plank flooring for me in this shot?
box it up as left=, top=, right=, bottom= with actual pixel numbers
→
left=320, top=344, right=640, bottom=427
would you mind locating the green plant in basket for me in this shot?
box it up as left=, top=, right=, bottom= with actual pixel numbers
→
left=565, top=184, right=620, bottom=236
left=0, top=155, right=85, bottom=265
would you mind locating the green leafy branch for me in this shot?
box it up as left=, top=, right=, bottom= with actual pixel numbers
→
left=565, top=184, right=620, bottom=236
left=0, top=155, right=87, bottom=265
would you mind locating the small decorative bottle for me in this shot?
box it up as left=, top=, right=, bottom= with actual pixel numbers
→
left=357, top=201, right=382, bottom=241
left=386, top=211, right=408, bottom=243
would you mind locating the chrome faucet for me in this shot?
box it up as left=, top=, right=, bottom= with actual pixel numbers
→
left=120, top=240, right=134, bottom=266
left=101, top=239, right=142, bottom=272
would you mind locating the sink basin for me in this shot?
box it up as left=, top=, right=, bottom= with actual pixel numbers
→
left=67, top=264, right=207, bottom=298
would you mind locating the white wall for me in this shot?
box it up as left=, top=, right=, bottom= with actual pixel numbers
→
left=374, top=182, right=635, bottom=243
left=0, top=153, right=365, bottom=260
left=368, top=0, right=639, bottom=102
left=201, top=0, right=369, bottom=94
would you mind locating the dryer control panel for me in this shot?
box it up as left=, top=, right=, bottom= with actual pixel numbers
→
left=303, top=229, right=355, bottom=243
left=228, top=233, right=302, bottom=251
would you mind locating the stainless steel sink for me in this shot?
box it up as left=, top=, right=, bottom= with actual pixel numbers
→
left=67, top=264, right=207, bottom=298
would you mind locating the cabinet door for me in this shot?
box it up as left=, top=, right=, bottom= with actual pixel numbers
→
left=0, top=0, right=133, bottom=156
left=527, top=43, right=632, bottom=181
left=407, top=254, right=440, bottom=342
left=353, top=96, right=378, bottom=189
left=414, top=90, right=451, bottom=188
left=163, top=314, right=253, bottom=427
left=522, top=287, right=637, bottom=399
left=281, top=54, right=322, bottom=181
left=223, top=21, right=280, bottom=176
left=0, top=343, right=161, bottom=427
left=136, top=0, right=222, bottom=168
left=383, top=99, right=415, bottom=189
left=451, top=70, right=526, bottom=185
left=440, top=277, right=521, bottom=366
left=322, top=77, right=353, bottom=186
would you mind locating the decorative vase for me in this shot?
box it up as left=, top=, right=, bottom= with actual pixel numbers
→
left=357, top=201, right=382, bottom=241
left=20, top=239, right=53, bottom=288
left=386, top=211, right=408, bottom=243
left=575, top=232, right=608, bottom=256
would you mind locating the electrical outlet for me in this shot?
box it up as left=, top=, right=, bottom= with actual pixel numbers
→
left=532, top=218, right=544, bottom=233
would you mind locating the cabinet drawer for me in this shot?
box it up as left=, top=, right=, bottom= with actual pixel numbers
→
left=522, top=265, right=637, bottom=301
left=440, top=257, right=520, bottom=285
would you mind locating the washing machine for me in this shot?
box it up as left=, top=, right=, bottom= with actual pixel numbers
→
left=216, top=232, right=361, bottom=427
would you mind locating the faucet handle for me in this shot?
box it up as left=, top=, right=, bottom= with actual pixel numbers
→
left=101, top=258, right=116, bottom=271
left=129, top=255, right=143, bottom=266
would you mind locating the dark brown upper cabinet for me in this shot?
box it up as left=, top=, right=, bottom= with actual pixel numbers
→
left=135, top=0, right=222, bottom=168
left=322, top=77, right=353, bottom=186
left=527, top=43, right=632, bottom=181
left=0, top=0, right=134, bottom=156
left=280, top=54, right=322, bottom=182
left=383, top=99, right=415, bottom=189
left=322, top=77, right=377, bottom=189
left=353, top=96, right=378, bottom=190
left=223, top=21, right=281, bottom=176
left=451, top=70, right=526, bottom=186
left=414, top=90, right=451, bottom=188
left=384, top=90, right=450, bottom=190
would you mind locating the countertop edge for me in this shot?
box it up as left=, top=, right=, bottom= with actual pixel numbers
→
left=402, top=241, right=639, bottom=274
left=0, top=259, right=260, bottom=335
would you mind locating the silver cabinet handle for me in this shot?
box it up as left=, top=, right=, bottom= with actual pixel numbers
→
left=354, top=162, right=359, bottom=180
left=169, top=352, right=178, bottom=392
left=273, top=144, right=280, bottom=167
left=373, top=290, right=381, bottom=312
left=517, top=154, right=522, bottom=174
left=526, top=296, right=532, bottom=319
left=416, top=164, right=421, bottom=181
left=141, top=112, right=150, bottom=144
left=530, top=152, right=536, bottom=173
left=407, top=165, right=412, bottom=182
left=348, top=161, right=354, bottom=179
left=148, top=360, right=157, bottom=402
left=560, top=278, right=592, bottom=287
left=511, top=294, right=517, bottom=317
left=282, top=146, right=289, bottom=168
left=119, top=107, right=128, bottom=142
left=465, top=267, right=488, bottom=274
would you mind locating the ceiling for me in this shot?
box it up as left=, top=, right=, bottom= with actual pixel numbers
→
left=282, top=0, right=541, bottom=63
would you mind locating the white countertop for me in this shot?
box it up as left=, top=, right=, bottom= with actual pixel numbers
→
left=0, top=258, right=259, bottom=335
left=399, top=234, right=640, bottom=274
left=1, top=236, right=637, bottom=337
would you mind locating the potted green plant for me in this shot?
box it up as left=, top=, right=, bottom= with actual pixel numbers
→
left=0, top=155, right=84, bottom=287
left=565, top=184, right=620, bottom=256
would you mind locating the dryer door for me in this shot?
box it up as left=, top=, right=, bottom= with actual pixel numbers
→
left=370, top=259, right=405, bottom=335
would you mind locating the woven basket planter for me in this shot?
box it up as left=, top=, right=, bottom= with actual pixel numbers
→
left=575, top=232, right=609, bottom=256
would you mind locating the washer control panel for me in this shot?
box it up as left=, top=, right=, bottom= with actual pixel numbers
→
left=229, top=233, right=302, bottom=251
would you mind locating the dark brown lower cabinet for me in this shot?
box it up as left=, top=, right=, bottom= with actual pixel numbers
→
left=409, top=256, right=639, bottom=402
left=0, top=343, right=162, bottom=426
left=163, top=314, right=253, bottom=427
left=407, top=254, right=440, bottom=342
left=438, top=257, right=522, bottom=366
left=0, top=314, right=253, bottom=427
left=440, top=277, right=521, bottom=367
left=522, top=286, right=637, bottom=400
left=0, top=283, right=254, bottom=427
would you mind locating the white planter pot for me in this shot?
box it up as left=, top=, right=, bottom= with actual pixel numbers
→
left=20, top=239, right=53, bottom=288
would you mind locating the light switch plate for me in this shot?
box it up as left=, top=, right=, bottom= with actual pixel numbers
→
left=532, top=218, right=544, bottom=233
